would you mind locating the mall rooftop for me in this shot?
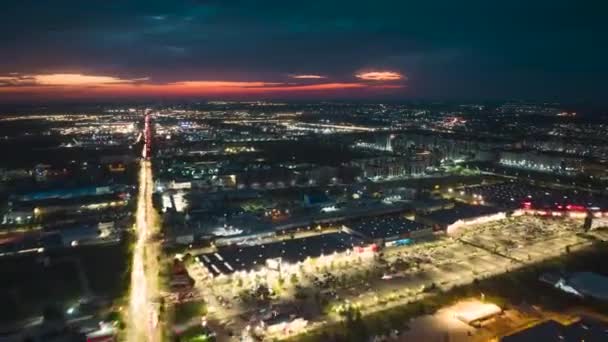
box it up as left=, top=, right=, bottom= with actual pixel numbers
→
left=197, top=232, right=365, bottom=276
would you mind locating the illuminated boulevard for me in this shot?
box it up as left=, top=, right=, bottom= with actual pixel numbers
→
left=127, top=112, right=161, bottom=342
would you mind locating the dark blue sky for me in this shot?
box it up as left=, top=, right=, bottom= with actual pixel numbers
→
left=0, top=0, right=606, bottom=102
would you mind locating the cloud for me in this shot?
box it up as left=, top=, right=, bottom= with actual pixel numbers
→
left=0, top=73, right=148, bottom=87
left=32, top=73, right=148, bottom=86
left=355, top=71, right=404, bottom=81
left=0, top=75, right=36, bottom=86
left=289, top=74, right=327, bottom=79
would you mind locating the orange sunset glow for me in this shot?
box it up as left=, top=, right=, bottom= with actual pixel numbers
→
left=355, top=71, right=404, bottom=81
left=0, top=72, right=405, bottom=100
left=289, top=74, right=327, bottom=79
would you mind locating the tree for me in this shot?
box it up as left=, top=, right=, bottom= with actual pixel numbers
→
left=343, top=306, right=368, bottom=342
left=290, top=273, right=298, bottom=286
left=186, top=334, right=212, bottom=342
left=183, top=253, right=193, bottom=265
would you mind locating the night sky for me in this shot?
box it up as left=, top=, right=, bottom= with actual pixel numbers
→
left=0, top=0, right=606, bottom=102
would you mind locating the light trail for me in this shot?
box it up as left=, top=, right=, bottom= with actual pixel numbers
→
left=127, top=111, right=161, bottom=341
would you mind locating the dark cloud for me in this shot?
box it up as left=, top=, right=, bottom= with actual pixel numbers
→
left=0, top=0, right=606, bottom=101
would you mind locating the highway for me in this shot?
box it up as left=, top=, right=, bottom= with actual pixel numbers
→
left=127, top=112, right=161, bottom=341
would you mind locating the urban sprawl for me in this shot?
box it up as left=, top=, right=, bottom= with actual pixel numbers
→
left=1, top=102, right=608, bottom=341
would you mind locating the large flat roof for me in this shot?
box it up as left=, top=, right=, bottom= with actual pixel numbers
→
left=347, top=215, right=428, bottom=240
left=464, top=182, right=608, bottom=211
left=421, top=204, right=503, bottom=225
left=448, top=299, right=502, bottom=324
left=501, top=318, right=608, bottom=342
left=197, top=232, right=364, bottom=276
left=569, top=272, right=608, bottom=301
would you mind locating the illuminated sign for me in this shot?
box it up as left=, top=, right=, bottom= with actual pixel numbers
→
left=385, top=238, right=412, bottom=247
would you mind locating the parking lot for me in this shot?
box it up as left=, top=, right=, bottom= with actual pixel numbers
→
left=461, top=181, right=608, bottom=210
left=459, top=216, right=588, bottom=262
left=187, top=214, right=601, bottom=340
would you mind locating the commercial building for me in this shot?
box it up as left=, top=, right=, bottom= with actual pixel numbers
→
left=165, top=199, right=414, bottom=246
left=416, top=204, right=506, bottom=235
left=461, top=182, right=608, bottom=212
left=196, top=232, right=366, bottom=277
left=448, top=300, right=502, bottom=327
left=343, top=215, right=433, bottom=247
left=10, top=185, right=126, bottom=202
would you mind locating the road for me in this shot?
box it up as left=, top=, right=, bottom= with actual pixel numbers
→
left=127, top=112, right=161, bottom=342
